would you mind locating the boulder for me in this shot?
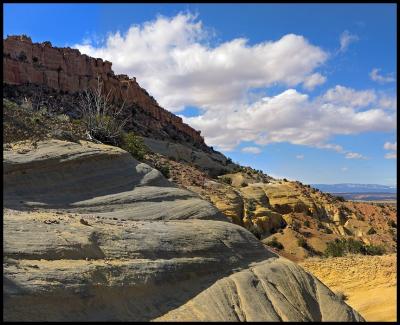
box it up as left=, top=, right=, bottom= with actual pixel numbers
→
left=3, top=140, right=364, bottom=321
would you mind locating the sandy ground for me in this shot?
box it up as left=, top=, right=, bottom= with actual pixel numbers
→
left=300, top=254, right=397, bottom=322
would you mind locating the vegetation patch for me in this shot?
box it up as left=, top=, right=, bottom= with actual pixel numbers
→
left=324, top=238, right=386, bottom=257
left=265, top=237, right=284, bottom=250
left=122, top=132, right=148, bottom=161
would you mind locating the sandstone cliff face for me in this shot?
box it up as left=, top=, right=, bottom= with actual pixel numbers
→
left=3, top=140, right=364, bottom=321
left=3, top=35, right=204, bottom=147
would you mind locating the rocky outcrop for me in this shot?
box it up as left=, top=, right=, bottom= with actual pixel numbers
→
left=142, top=137, right=236, bottom=177
left=3, top=140, right=364, bottom=321
left=3, top=35, right=204, bottom=147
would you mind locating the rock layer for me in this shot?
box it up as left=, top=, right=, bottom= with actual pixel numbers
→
left=3, top=35, right=204, bottom=146
left=3, top=140, right=364, bottom=321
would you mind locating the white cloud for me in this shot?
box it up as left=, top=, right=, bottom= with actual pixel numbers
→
left=345, top=152, right=367, bottom=159
left=339, top=30, right=359, bottom=53
left=321, top=85, right=376, bottom=108
left=378, top=94, right=397, bottom=110
left=384, top=142, right=396, bottom=159
left=341, top=167, right=348, bottom=172
left=296, top=154, right=304, bottom=159
left=302, top=73, right=327, bottom=91
left=75, top=13, right=396, bottom=156
left=370, top=68, right=395, bottom=84
left=384, top=142, right=397, bottom=151
left=241, top=146, right=262, bottom=154
left=76, top=13, right=328, bottom=112
left=184, top=87, right=396, bottom=152
left=385, top=152, right=396, bottom=159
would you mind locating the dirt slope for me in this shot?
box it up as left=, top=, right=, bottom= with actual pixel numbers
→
left=300, top=254, right=397, bottom=321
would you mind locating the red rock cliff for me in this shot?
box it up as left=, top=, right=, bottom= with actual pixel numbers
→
left=3, top=35, right=205, bottom=145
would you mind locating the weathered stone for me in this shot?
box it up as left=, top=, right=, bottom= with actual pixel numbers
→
left=3, top=36, right=205, bottom=147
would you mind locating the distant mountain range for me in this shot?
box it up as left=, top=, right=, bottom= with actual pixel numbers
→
left=311, top=183, right=397, bottom=194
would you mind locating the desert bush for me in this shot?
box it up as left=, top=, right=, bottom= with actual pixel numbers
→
left=367, top=227, right=377, bottom=235
left=302, top=231, right=313, bottom=238
left=292, top=221, right=301, bottom=232
left=303, top=220, right=311, bottom=228
left=247, top=199, right=257, bottom=211
left=297, top=237, right=308, bottom=249
left=324, top=238, right=386, bottom=257
left=249, top=226, right=262, bottom=240
left=121, top=132, right=147, bottom=161
left=388, top=220, right=397, bottom=228
left=324, top=227, right=333, bottom=234
left=335, top=195, right=346, bottom=202
left=78, top=76, right=129, bottom=146
left=241, top=182, right=248, bottom=187
left=364, top=244, right=385, bottom=256
left=220, top=176, right=232, bottom=185
left=153, top=162, right=170, bottom=179
left=265, top=237, right=284, bottom=250
left=324, top=239, right=346, bottom=257
left=56, top=114, right=70, bottom=122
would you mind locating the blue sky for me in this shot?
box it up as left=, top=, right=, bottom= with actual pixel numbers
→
left=4, top=4, right=397, bottom=185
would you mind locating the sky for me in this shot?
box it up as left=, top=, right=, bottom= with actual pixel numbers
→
left=3, top=4, right=397, bottom=185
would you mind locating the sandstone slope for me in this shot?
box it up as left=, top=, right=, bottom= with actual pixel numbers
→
left=3, top=139, right=363, bottom=321
left=300, top=254, right=397, bottom=322
left=156, top=163, right=396, bottom=261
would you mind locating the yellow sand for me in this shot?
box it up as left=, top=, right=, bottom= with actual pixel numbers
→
left=300, top=254, right=397, bottom=322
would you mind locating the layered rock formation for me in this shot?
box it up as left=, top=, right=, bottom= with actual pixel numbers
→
left=3, top=35, right=204, bottom=147
left=3, top=140, right=364, bottom=321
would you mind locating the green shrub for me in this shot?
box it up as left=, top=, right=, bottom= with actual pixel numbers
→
left=324, top=239, right=346, bottom=257
left=158, top=165, right=171, bottom=178
left=266, top=237, right=284, bottom=250
left=292, top=221, right=301, bottom=232
left=249, top=226, right=262, bottom=239
left=302, top=231, right=313, bottom=238
left=297, top=237, right=308, bottom=249
left=364, top=244, right=385, bottom=256
left=303, top=220, right=311, bottom=228
left=324, top=238, right=386, bottom=257
left=220, top=176, right=232, bottom=185
left=122, top=132, right=147, bottom=161
left=335, top=195, right=346, bottom=202
left=247, top=199, right=257, bottom=212
left=324, top=227, right=333, bottom=234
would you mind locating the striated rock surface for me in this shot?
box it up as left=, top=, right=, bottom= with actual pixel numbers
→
left=3, top=140, right=364, bottom=321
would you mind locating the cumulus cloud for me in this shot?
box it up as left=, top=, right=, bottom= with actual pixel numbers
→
left=241, top=146, right=262, bottom=154
left=76, top=13, right=328, bottom=112
left=384, top=142, right=396, bottom=159
left=296, top=154, right=304, bottom=159
left=378, top=94, right=397, bottom=110
left=184, top=86, right=396, bottom=152
left=75, top=13, right=396, bottom=156
left=321, top=85, right=376, bottom=108
left=302, top=73, right=327, bottom=91
left=384, top=142, right=397, bottom=151
left=370, top=68, right=395, bottom=84
left=339, top=30, right=359, bottom=53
